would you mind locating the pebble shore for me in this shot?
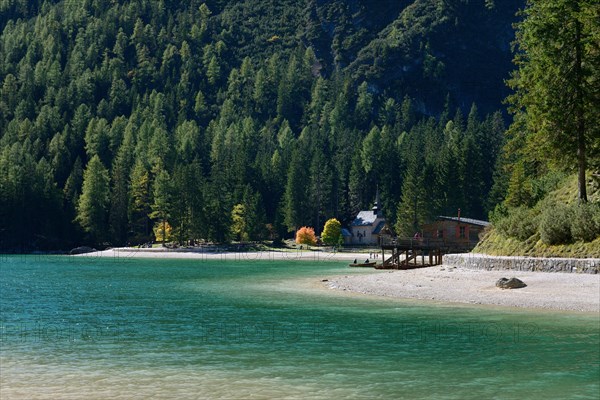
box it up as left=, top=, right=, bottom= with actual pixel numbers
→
left=325, top=266, right=600, bottom=312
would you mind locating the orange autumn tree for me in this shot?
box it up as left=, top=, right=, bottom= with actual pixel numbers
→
left=295, top=226, right=317, bottom=246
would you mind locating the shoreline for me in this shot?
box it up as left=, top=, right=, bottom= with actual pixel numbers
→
left=75, top=248, right=600, bottom=313
left=73, top=247, right=375, bottom=262
left=323, top=266, right=600, bottom=313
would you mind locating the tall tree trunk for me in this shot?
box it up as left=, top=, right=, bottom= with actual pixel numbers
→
left=575, top=18, right=587, bottom=202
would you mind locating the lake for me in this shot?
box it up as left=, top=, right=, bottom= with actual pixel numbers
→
left=1, top=255, right=598, bottom=399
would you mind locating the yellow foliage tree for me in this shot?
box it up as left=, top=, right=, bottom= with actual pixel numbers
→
left=153, top=221, right=173, bottom=243
left=230, top=203, right=249, bottom=242
left=321, top=218, right=342, bottom=246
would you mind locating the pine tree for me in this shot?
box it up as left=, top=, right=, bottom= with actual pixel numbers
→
left=174, top=120, right=201, bottom=163
left=309, top=147, right=333, bottom=232
left=361, top=126, right=381, bottom=179
left=245, top=188, right=267, bottom=241
left=504, top=161, right=534, bottom=208
left=128, top=160, right=152, bottom=243
left=109, top=158, right=130, bottom=245
left=395, top=131, right=429, bottom=236
left=507, top=0, right=600, bottom=202
left=170, top=162, right=205, bottom=243
left=283, top=146, right=310, bottom=232
left=355, top=81, right=373, bottom=129
left=395, top=161, right=428, bottom=237
left=150, top=169, right=172, bottom=244
left=205, top=177, right=232, bottom=243
left=349, top=149, right=366, bottom=217
left=76, top=155, right=110, bottom=245
left=206, top=55, right=220, bottom=86
left=461, top=104, right=485, bottom=218
left=63, top=157, right=83, bottom=209
left=108, top=121, right=136, bottom=245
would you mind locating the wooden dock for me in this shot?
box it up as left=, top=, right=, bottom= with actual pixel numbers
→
left=378, top=238, right=446, bottom=270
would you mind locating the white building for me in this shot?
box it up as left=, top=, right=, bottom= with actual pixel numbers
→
left=347, top=191, right=386, bottom=246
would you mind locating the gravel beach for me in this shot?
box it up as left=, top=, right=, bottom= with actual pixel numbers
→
left=77, top=247, right=370, bottom=262
left=325, top=266, right=600, bottom=312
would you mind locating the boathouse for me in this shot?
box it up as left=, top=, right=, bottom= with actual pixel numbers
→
left=421, top=214, right=489, bottom=252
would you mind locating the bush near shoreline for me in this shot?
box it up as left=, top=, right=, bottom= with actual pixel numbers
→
left=477, top=174, right=600, bottom=258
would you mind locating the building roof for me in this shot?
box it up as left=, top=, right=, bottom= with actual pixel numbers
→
left=341, top=228, right=352, bottom=237
left=437, top=216, right=490, bottom=227
left=351, top=211, right=378, bottom=226
left=372, top=221, right=386, bottom=234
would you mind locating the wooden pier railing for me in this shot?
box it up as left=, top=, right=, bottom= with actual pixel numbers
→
left=379, top=237, right=446, bottom=269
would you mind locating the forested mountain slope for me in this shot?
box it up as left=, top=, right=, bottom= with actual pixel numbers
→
left=0, top=0, right=522, bottom=249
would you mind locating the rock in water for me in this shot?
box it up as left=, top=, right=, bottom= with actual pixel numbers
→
left=496, top=277, right=527, bottom=289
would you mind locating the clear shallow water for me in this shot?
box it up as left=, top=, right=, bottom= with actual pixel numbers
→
left=1, top=255, right=598, bottom=399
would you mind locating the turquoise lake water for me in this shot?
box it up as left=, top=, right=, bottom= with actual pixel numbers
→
left=1, top=255, right=599, bottom=399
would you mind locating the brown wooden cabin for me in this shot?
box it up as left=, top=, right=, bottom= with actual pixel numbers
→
left=421, top=216, right=489, bottom=252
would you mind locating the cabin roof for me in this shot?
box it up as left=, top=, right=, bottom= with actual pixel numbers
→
left=341, top=228, right=352, bottom=237
left=436, top=216, right=490, bottom=227
left=351, top=211, right=378, bottom=226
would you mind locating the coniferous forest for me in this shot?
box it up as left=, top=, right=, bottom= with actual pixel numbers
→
left=1, top=0, right=596, bottom=250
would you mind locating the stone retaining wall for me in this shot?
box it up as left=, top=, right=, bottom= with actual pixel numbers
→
left=444, top=253, right=599, bottom=274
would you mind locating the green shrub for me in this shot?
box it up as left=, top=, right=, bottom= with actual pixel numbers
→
left=494, top=206, right=538, bottom=241
left=570, top=203, right=600, bottom=242
left=531, top=171, right=567, bottom=203
left=539, top=204, right=573, bottom=245
left=489, top=203, right=508, bottom=225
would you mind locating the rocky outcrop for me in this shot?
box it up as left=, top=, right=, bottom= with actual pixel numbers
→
left=496, top=277, right=527, bottom=289
left=444, top=253, right=599, bottom=274
left=69, top=246, right=97, bottom=255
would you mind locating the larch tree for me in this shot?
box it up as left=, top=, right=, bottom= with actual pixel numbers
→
left=230, top=203, right=248, bottom=242
left=150, top=168, right=172, bottom=244
left=128, top=160, right=152, bottom=242
left=76, top=155, right=110, bottom=245
left=507, top=0, right=600, bottom=202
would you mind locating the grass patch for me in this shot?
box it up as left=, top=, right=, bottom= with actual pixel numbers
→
left=475, top=229, right=600, bottom=258
left=478, top=173, right=600, bottom=258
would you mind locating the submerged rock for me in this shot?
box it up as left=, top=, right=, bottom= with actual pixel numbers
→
left=496, top=277, right=527, bottom=289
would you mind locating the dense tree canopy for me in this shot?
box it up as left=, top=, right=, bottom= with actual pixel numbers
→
left=0, top=1, right=516, bottom=249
